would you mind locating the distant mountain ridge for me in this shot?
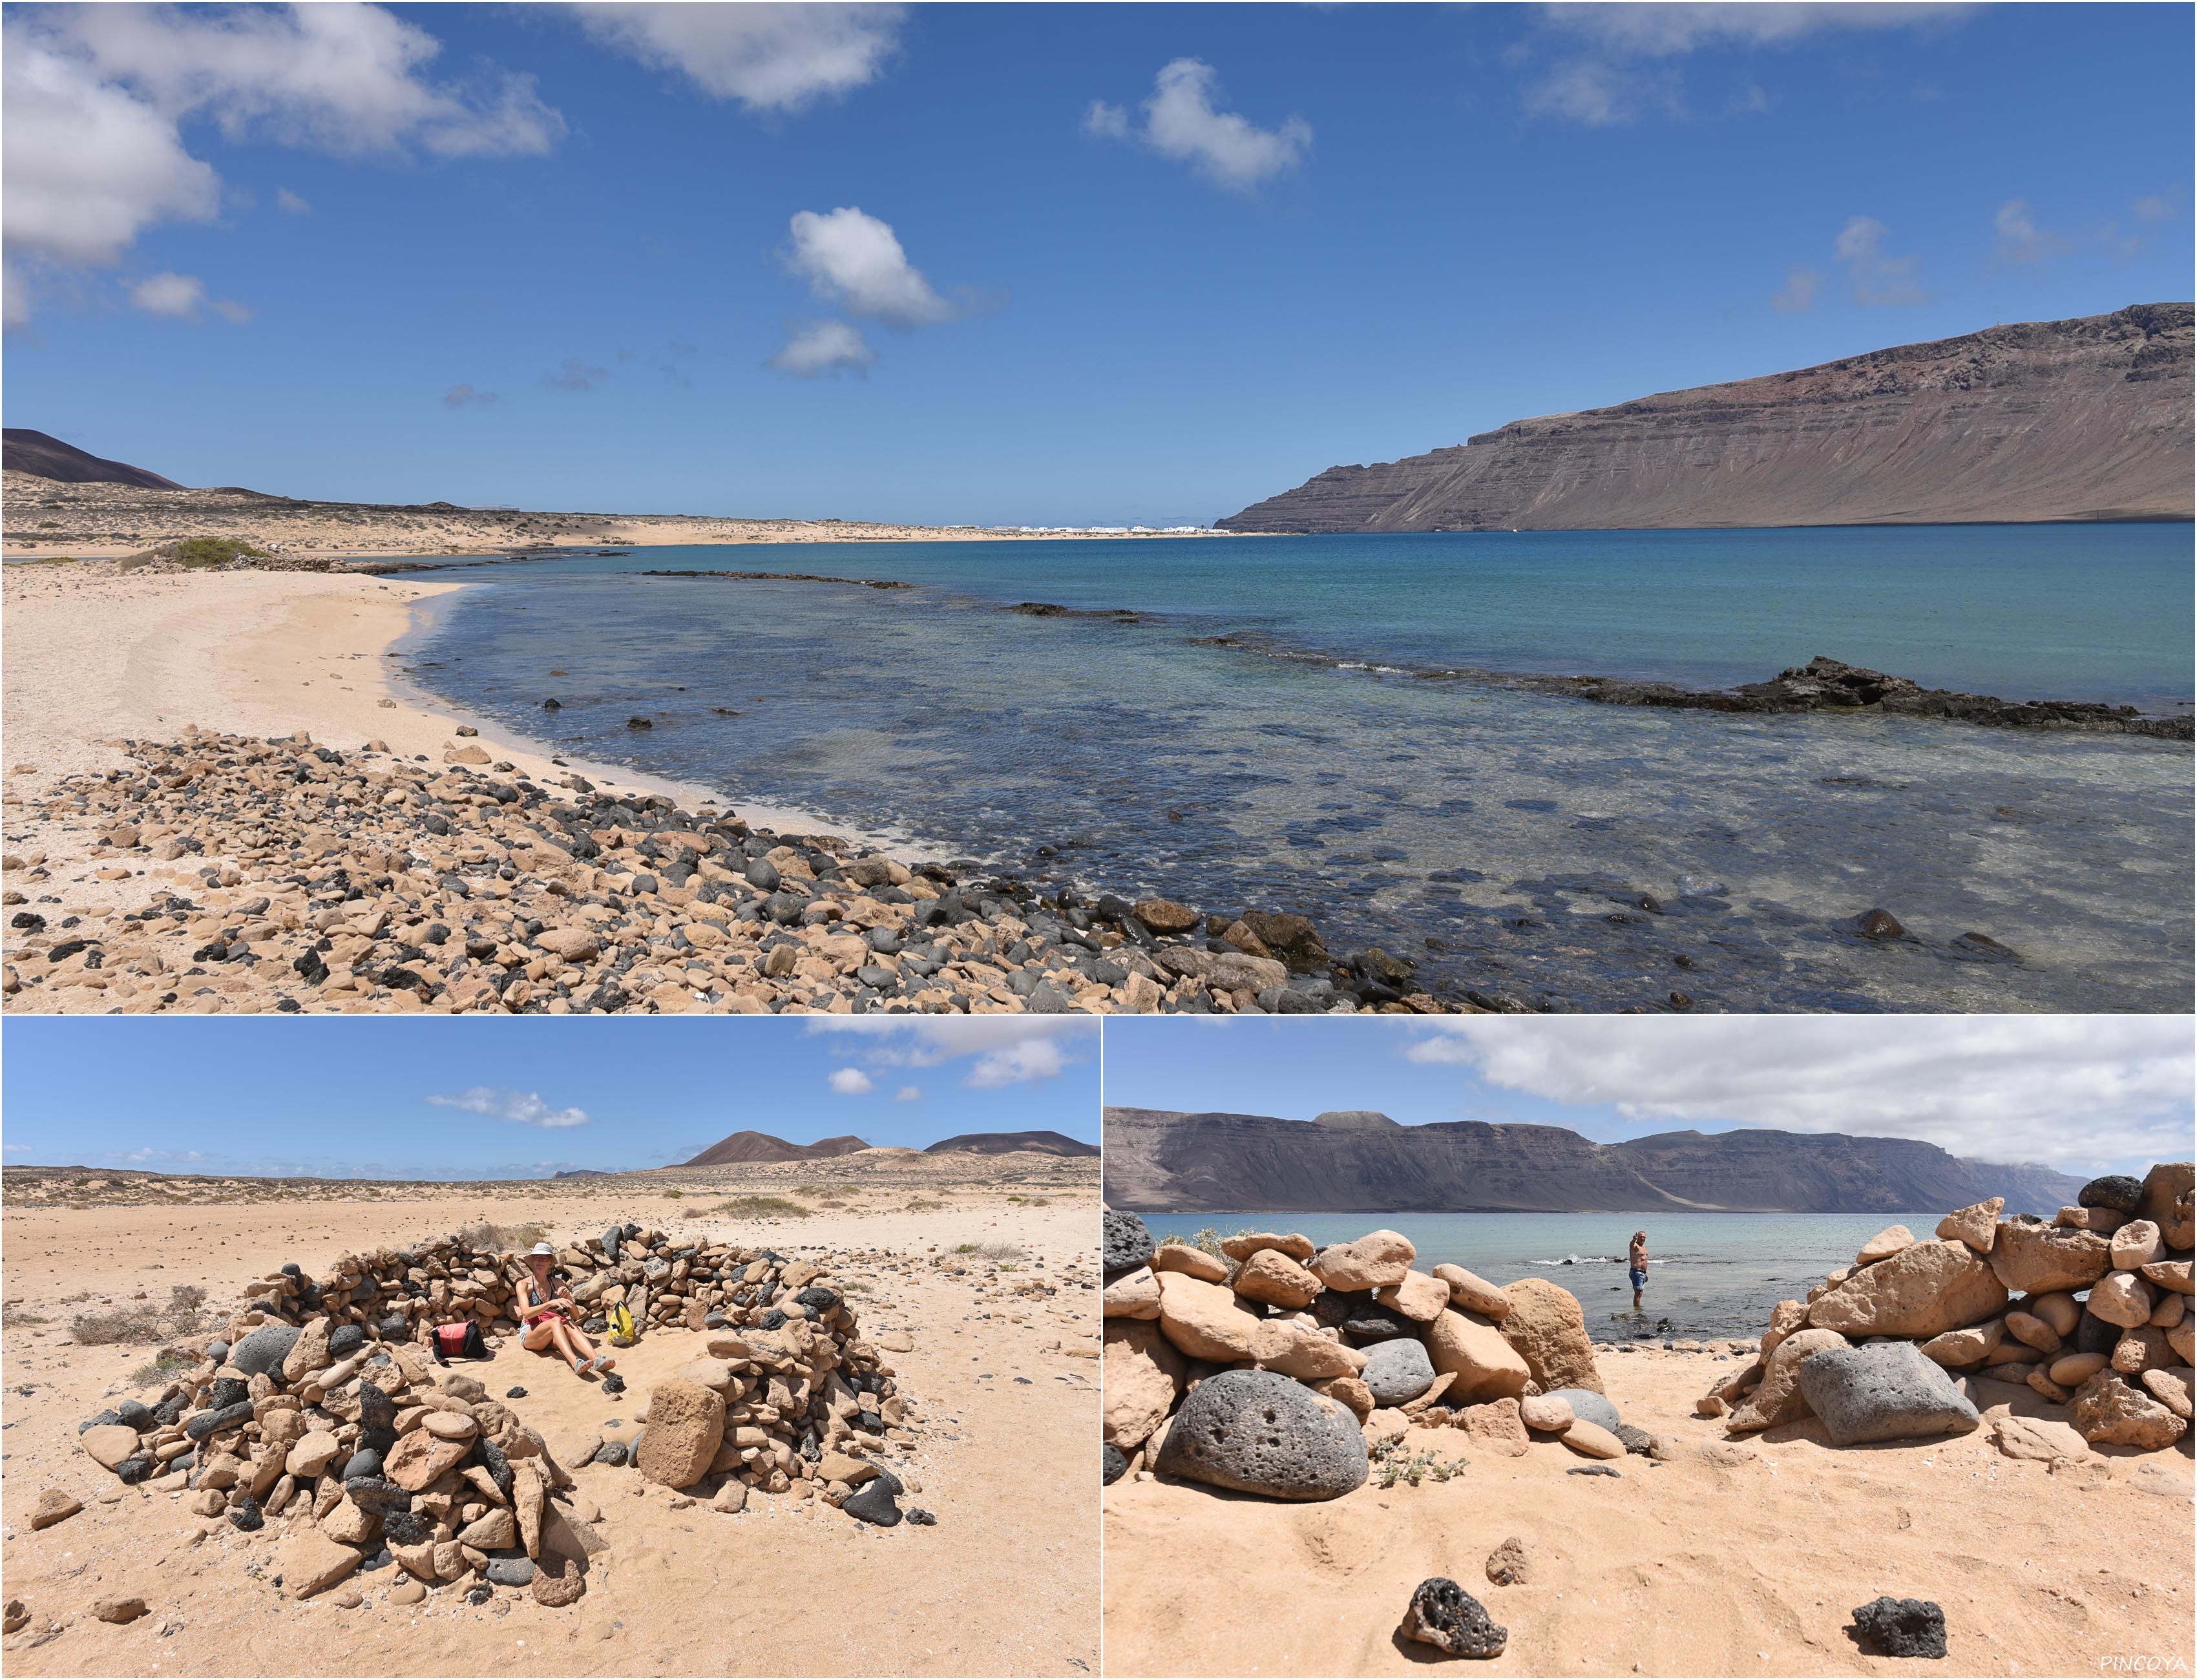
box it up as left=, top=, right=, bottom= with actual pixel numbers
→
left=684, top=1131, right=872, bottom=1166
left=1102, top=1107, right=2085, bottom=1215
left=925, top=1130, right=1100, bottom=1157
left=3, top=428, right=182, bottom=490
left=1218, top=304, right=2193, bottom=533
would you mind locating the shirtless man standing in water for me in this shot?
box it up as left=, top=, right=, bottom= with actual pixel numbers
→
left=1628, top=1230, right=1649, bottom=1311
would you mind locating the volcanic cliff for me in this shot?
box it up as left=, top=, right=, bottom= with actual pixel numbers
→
left=1101, top=1107, right=2087, bottom=1216
left=1218, top=304, right=2193, bottom=532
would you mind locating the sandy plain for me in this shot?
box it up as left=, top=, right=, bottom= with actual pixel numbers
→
left=0, top=1148, right=1100, bottom=1677
left=1102, top=1341, right=2194, bottom=1678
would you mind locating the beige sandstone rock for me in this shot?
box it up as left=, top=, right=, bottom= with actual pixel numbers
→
left=31, top=1489, right=82, bottom=1530
left=1498, top=1278, right=1604, bottom=1395
left=2111, top=1219, right=2169, bottom=1271
left=2028, top=1290, right=2081, bottom=1336
left=81, top=1424, right=142, bottom=1471
left=1372, top=1268, right=1449, bottom=1323
left=2070, top=1369, right=2188, bottom=1449
left=2050, top=1352, right=2110, bottom=1387
left=421, top=1410, right=479, bottom=1442
left=1856, top=1224, right=1917, bottom=1266
left=1102, top=1319, right=1186, bottom=1451
left=1518, top=1394, right=1575, bottom=1432
left=1310, top=1375, right=1376, bottom=1420
left=1486, top=1537, right=1531, bottom=1586
left=1935, top=1198, right=2003, bottom=1253
left=1307, top=1231, right=1415, bottom=1291
left=2138, top=1162, right=2194, bottom=1248
left=2004, top=1310, right=2061, bottom=1354
left=384, top=1429, right=472, bottom=1492
left=1430, top=1264, right=1511, bottom=1321
left=1562, top=1419, right=1626, bottom=1460
left=635, top=1378, right=724, bottom=1489
left=286, top=1429, right=341, bottom=1478
left=1989, top=1222, right=2111, bottom=1294
left=322, top=1495, right=383, bottom=1548
left=92, top=1596, right=149, bottom=1625
left=281, top=1316, right=333, bottom=1385
left=1456, top=1397, right=1529, bottom=1457
left=457, top=1508, right=515, bottom=1551
left=1102, top=1266, right=1162, bottom=1319
left=2113, top=1325, right=2173, bottom=1375
left=2141, top=1369, right=2193, bottom=1419
left=1808, top=1239, right=2007, bottom=1338
left=1726, top=1328, right=1847, bottom=1433
left=2088, top=1271, right=2155, bottom=1330
left=1233, top=1248, right=1323, bottom=1310
left=2154, top=1290, right=2187, bottom=1328
left=2141, top=1259, right=2193, bottom=1294
left=1760, top=1299, right=1809, bottom=1355
left=1220, top=1232, right=1315, bottom=1263
left=1148, top=1243, right=1229, bottom=1283
left=278, top=1533, right=363, bottom=1599
left=1152, top=1272, right=1363, bottom=1379
left=1919, top=1319, right=2003, bottom=1367
left=1362, top=1408, right=1411, bottom=1449
left=1991, top=1414, right=2094, bottom=1464
left=1425, top=1308, right=1531, bottom=1404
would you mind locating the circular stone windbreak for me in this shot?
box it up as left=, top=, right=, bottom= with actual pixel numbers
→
left=63, top=1223, right=927, bottom=1608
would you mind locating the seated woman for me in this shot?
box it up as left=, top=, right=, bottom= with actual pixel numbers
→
left=520, top=1243, right=615, bottom=1378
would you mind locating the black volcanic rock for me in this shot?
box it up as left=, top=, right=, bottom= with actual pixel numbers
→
left=1102, top=1108, right=2085, bottom=1216
left=1219, top=304, right=2192, bottom=534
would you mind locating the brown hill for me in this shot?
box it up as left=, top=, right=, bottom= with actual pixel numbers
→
left=683, top=1131, right=871, bottom=1166
left=3, top=428, right=183, bottom=490
left=924, top=1130, right=1100, bottom=1157
left=1219, top=304, right=2193, bottom=532
left=1102, top=1107, right=2085, bottom=1216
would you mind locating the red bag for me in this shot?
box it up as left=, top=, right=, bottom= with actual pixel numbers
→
left=431, top=1321, right=488, bottom=1363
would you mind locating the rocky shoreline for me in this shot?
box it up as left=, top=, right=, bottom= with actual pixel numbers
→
left=1, top=729, right=1472, bottom=1015
left=1549, top=655, right=2194, bottom=740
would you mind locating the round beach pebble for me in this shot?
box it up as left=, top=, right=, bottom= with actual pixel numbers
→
left=1518, top=1393, right=1575, bottom=1433
left=421, top=1411, right=479, bottom=1442
left=1561, top=1419, right=1626, bottom=1460
left=1540, top=1387, right=1621, bottom=1433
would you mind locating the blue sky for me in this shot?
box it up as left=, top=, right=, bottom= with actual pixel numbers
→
left=3, top=5, right=2191, bottom=526
left=0, top=1016, right=1098, bottom=1178
left=1101, top=1016, right=2195, bottom=1178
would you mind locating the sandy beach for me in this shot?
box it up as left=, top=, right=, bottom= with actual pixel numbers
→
left=0, top=471, right=1230, bottom=562
left=0, top=561, right=1458, bottom=1016
left=1102, top=1342, right=2194, bottom=1677
left=0, top=1149, right=1100, bottom=1677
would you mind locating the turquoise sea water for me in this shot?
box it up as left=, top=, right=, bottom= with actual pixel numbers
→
left=1150, top=1210, right=1893, bottom=1343
left=405, top=524, right=2193, bottom=1012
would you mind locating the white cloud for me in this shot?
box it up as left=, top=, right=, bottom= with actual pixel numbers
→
left=828, top=1067, right=876, bottom=1095
left=104, top=1147, right=208, bottom=1164
left=1771, top=265, right=1822, bottom=314
left=804, top=1016, right=1095, bottom=1089
left=1539, top=3, right=1979, bottom=58
left=965, top=1038, right=1066, bottom=1089
left=1089, top=59, right=1311, bottom=193
left=2132, top=194, right=2177, bottom=223
left=894, top=1086, right=923, bottom=1102
left=275, top=187, right=311, bottom=214
left=1522, top=4, right=1978, bottom=127
left=768, top=318, right=875, bottom=378
left=1992, top=198, right=2070, bottom=266
left=129, top=270, right=205, bottom=317
left=3, top=4, right=560, bottom=324
left=573, top=3, right=902, bottom=114
left=1833, top=215, right=1926, bottom=306
left=425, top=1087, right=591, bottom=1128
left=1402, top=1017, right=2192, bottom=1173
left=784, top=206, right=952, bottom=327
left=443, top=383, right=499, bottom=407
left=1082, top=100, right=1130, bottom=140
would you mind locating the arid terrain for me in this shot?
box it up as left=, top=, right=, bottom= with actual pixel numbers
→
left=1221, top=303, right=2194, bottom=532
left=0, top=470, right=1225, bottom=562
left=1103, top=1343, right=2194, bottom=1677
left=0, top=1149, right=1098, bottom=1677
